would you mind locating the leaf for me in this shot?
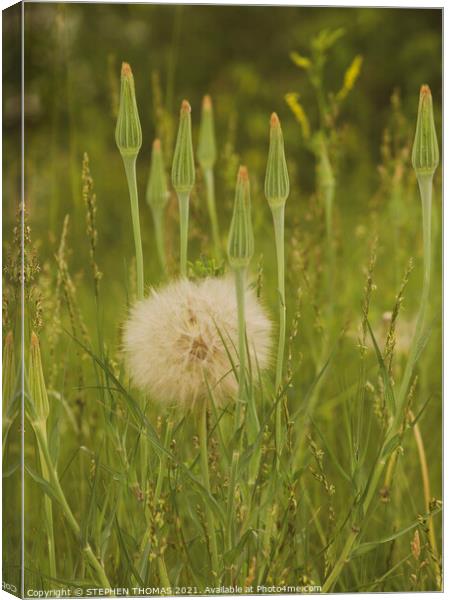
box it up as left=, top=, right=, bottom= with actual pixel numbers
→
left=380, top=434, right=401, bottom=459
left=114, top=517, right=144, bottom=586
left=350, top=505, right=442, bottom=558
left=25, top=465, right=61, bottom=507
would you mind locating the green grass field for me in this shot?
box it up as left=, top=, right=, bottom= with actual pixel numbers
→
left=2, top=4, right=442, bottom=595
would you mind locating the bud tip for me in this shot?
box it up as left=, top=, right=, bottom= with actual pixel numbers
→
left=153, top=138, right=161, bottom=151
left=420, top=84, right=431, bottom=97
left=121, top=62, right=132, bottom=78
left=270, top=112, right=280, bottom=128
left=203, top=94, right=212, bottom=110
left=238, top=165, right=249, bottom=181
left=181, top=99, right=191, bottom=113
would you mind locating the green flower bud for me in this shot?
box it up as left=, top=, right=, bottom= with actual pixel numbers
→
left=115, top=62, right=142, bottom=157
left=171, top=100, right=195, bottom=194
left=198, top=95, right=217, bottom=170
left=264, top=113, right=290, bottom=208
left=412, top=85, right=439, bottom=178
left=29, top=332, right=49, bottom=424
left=227, top=166, right=254, bottom=269
left=146, top=139, right=168, bottom=211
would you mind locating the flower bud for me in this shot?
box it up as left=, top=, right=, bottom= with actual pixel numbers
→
left=146, top=139, right=168, bottom=211
left=171, top=100, right=195, bottom=194
left=29, top=332, right=49, bottom=424
left=115, top=62, right=142, bottom=157
left=411, top=85, right=439, bottom=178
left=264, top=113, right=290, bottom=208
left=198, top=95, right=217, bottom=170
left=227, top=166, right=254, bottom=269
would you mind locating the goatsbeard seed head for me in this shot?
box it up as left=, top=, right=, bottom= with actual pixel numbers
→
left=122, top=276, right=272, bottom=408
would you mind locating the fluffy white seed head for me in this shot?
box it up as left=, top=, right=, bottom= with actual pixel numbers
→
left=123, top=276, right=272, bottom=408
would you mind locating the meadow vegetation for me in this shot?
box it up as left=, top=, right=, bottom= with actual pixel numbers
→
left=2, top=4, right=442, bottom=595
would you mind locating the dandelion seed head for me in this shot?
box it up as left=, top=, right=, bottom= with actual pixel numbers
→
left=123, top=277, right=272, bottom=407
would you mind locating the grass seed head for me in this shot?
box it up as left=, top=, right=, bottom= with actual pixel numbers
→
left=123, top=277, right=272, bottom=407
left=171, top=100, right=195, bottom=194
left=264, top=113, right=290, bottom=208
left=411, top=84, right=439, bottom=178
left=227, top=166, right=254, bottom=269
left=115, top=62, right=142, bottom=157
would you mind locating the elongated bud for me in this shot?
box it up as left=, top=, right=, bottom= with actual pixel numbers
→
left=29, top=332, right=49, bottom=423
left=172, top=100, right=195, bottom=194
left=264, top=113, right=290, bottom=208
left=146, top=139, right=168, bottom=211
left=115, top=62, right=142, bottom=157
left=412, top=85, right=439, bottom=178
left=198, top=95, right=217, bottom=170
left=227, top=166, right=254, bottom=269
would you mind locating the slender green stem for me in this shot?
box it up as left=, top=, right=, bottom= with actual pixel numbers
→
left=178, top=192, right=190, bottom=277
left=322, top=529, right=359, bottom=593
left=152, top=207, right=167, bottom=276
left=199, top=401, right=220, bottom=579
left=154, top=418, right=173, bottom=504
left=225, top=451, right=239, bottom=552
left=322, top=175, right=434, bottom=592
left=397, top=174, right=432, bottom=411
left=38, top=443, right=57, bottom=579
left=157, top=556, right=171, bottom=588
left=234, top=268, right=246, bottom=431
left=123, top=154, right=148, bottom=489
left=323, top=181, right=335, bottom=323
left=123, top=155, right=144, bottom=300
left=34, top=424, right=111, bottom=587
left=271, top=204, right=286, bottom=459
left=204, top=169, right=221, bottom=260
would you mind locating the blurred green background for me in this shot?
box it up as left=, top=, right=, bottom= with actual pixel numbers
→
left=9, top=3, right=440, bottom=334
left=17, top=4, right=441, bottom=258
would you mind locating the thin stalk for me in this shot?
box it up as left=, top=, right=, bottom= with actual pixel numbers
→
left=412, top=416, right=440, bottom=587
left=322, top=175, right=434, bottom=591
left=178, top=192, right=190, bottom=277
left=234, top=268, right=246, bottom=430
left=204, top=169, right=221, bottom=260
left=154, top=418, right=173, bottom=504
left=123, top=154, right=148, bottom=488
left=397, top=174, right=432, bottom=411
left=138, top=417, right=173, bottom=584
left=199, top=401, right=220, bottom=579
left=157, top=557, right=171, bottom=588
left=152, top=208, right=167, bottom=276
left=323, top=181, right=336, bottom=323
left=34, top=425, right=111, bottom=587
left=272, top=204, right=286, bottom=459
left=38, top=442, right=57, bottom=579
left=225, top=451, right=239, bottom=552
left=123, top=155, right=144, bottom=300
left=322, top=528, right=359, bottom=593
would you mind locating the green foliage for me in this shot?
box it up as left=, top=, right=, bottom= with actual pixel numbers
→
left=3, top=4, right=442, bottom=595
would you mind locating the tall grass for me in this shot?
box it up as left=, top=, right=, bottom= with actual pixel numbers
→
left=4, top=27, right=441, bottom=596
